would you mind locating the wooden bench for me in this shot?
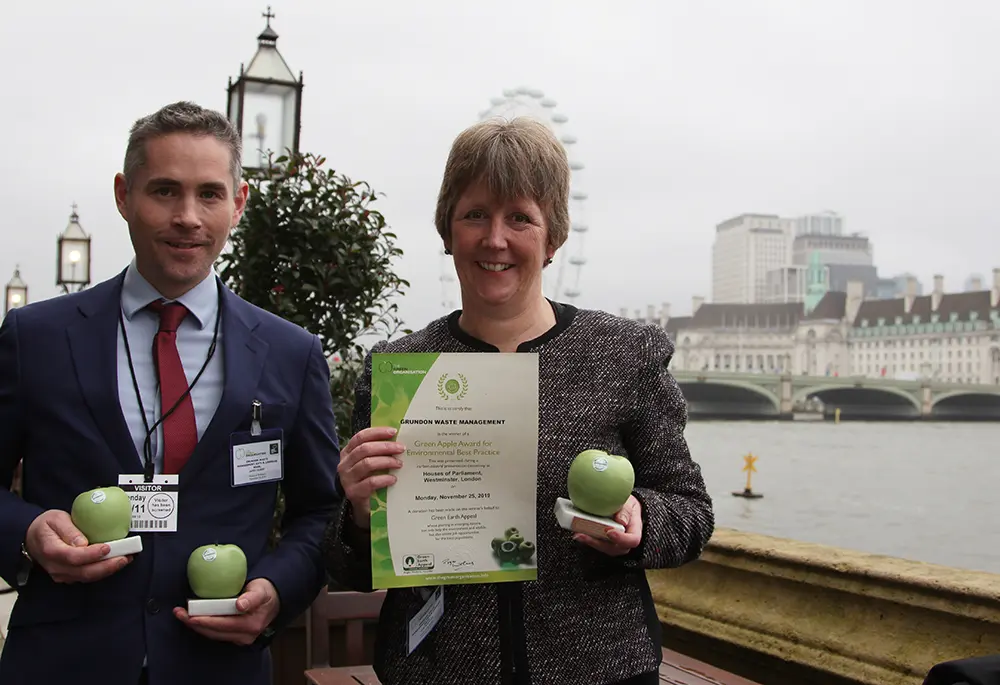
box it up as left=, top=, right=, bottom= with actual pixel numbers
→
left=304, top=665, right=379, bottom=685
left=304, top=589, right=386, bottom=685
left=304, top=647, right=759, bottom=684
left=303, top=589, right=760, bottom=685
left=659, top=648, right=761, bottom=684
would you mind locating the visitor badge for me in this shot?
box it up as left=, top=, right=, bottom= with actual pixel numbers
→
left=230, top=429, right=283, bottom=487
left=118, top=474, right=179, bottom=533
left=407, top=585, right=444, bottom=655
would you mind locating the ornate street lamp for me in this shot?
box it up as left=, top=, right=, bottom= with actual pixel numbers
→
left=4, top=266, right=27, bottom=317
left=227, top=6, right=303, bottom=173
left=56, top=203, right=92, bottom=294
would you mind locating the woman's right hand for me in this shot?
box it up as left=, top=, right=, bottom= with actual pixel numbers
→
left=338, top=427, right=405, bottom=529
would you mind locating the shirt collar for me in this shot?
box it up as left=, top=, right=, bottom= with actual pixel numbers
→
left=121, top=260, right=219, bottom=330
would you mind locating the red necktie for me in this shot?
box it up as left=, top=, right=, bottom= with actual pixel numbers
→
left=147, top=301, right=198, bottom=474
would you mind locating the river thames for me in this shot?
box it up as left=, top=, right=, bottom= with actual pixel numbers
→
left=683, top=420, right=1000, bottom=575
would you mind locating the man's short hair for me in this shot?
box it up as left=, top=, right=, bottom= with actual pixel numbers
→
left=122, top=101, right=243, bottom=192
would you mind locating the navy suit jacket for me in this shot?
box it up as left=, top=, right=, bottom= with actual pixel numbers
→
left=0, top=272, right=341, bottom=685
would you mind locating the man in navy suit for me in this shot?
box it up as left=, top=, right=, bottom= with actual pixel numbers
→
left=0, top=101, right=341, bottom=684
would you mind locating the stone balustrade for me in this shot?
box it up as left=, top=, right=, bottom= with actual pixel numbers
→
left=648, top=528, right=1000, bottom=685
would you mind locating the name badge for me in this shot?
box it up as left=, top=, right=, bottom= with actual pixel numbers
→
left=230, top=429, right=283, bottom=487
left=118, top=474, right=179, bottom=533
left=407, top=586, right=444, bottom=655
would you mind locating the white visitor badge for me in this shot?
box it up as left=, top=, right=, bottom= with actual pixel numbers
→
left=118, top=474, right=179, bottom=533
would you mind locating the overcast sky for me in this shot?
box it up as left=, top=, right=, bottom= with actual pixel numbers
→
left=4, top=0, right=1000, bottom=331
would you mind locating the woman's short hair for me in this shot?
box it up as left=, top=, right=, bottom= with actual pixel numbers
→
left=434, top=117, right=571, bottom=250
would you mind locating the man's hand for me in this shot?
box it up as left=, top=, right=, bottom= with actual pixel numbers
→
left=174, top=578, right=281, bottom=646
left=24, top=510, right=132, bottom=583
left=573, top=495, right=643, bottom=556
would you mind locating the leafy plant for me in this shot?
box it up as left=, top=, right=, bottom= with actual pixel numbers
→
left=217, top=150, right=410, bottom=545
left=218, top=150, right=409, bottom=437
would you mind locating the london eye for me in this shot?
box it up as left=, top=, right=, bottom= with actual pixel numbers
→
left=439, top=86, right=589, bottom=312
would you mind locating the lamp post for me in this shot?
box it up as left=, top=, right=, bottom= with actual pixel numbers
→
left=4, top=266, right=27, bottom=317
left=56, top=203, right=92, bottom=294
left=227, top=6, right=303, bottom=173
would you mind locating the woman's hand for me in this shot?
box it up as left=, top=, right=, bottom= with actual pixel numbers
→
left=337, top=427, right=405, bottom=528
left=574, top=495, right=643, bottom=556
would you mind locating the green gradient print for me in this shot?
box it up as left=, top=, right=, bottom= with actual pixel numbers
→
left=369, top=353, right=439, bottom=583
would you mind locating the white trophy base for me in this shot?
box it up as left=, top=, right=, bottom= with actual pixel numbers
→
left=554, top=497, right=625, bottom=542
left=100, top=535, right=143, bottom=560
left=188, top=598, right=241, bottom=616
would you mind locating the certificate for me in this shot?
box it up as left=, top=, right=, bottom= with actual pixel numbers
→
left=369, top=352, right=539, bottom=589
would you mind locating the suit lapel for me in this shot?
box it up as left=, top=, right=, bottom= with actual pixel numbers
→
left=66, top=271, right=143, bottom=474
left=179, top=286, right=268, bottom=485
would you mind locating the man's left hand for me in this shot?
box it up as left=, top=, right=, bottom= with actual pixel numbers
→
left=574, top=495, right=643, bottom=556
left=174, top=578, right=280, bottom=646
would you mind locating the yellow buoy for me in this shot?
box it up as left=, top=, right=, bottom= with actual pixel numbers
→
left=732, top=453, right=763, bottom=499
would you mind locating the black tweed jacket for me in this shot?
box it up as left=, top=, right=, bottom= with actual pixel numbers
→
left=323, top=302, right=714, bottom=685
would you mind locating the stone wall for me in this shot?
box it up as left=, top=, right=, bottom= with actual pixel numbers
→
left=648, top=528, right=1000, bottom=685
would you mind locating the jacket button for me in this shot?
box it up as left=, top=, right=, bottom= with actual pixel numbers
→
left=146, top=598, right=159, bottom=614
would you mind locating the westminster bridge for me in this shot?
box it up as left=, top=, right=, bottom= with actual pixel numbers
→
left=670, top=370, right=1000, bottom=420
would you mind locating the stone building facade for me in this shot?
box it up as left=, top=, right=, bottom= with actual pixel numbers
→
left=630, top=270, right=1000, bottom=384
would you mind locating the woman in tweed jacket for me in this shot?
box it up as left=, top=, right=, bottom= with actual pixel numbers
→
left=323, top=117, right=714, bottom=685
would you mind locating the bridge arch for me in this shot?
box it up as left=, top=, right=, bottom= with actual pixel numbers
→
left=676, top=379, right=780, bottom=419
left=793, top=384, right=921, bottom=420
left=931, top=390, right=1000, bottom=420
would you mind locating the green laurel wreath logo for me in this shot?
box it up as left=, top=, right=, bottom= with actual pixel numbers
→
left=437, top=373, right=468, bottom=400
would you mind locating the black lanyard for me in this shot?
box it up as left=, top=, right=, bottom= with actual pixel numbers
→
left=119, top=280, right=223, bottom=482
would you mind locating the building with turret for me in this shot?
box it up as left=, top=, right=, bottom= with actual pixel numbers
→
left=629, top=269, right=1000, bottom=384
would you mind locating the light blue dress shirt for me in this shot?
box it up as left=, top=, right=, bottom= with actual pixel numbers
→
left=116, top=261, right=225, bottom=475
